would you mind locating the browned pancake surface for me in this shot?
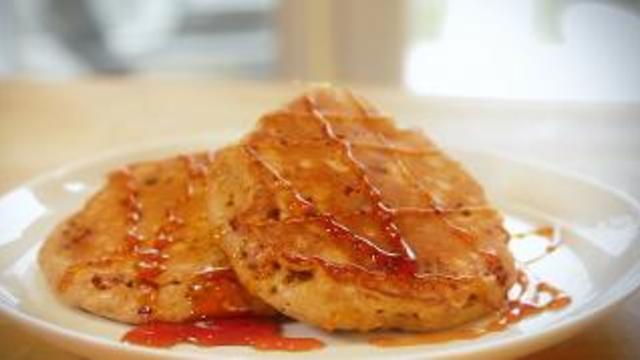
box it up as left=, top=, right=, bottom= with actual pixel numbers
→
left=39, top=153, right=273, bottom=324
left=210, top=88, right=515, bottom=331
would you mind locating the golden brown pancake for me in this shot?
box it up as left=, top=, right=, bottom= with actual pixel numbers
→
left=39, top=153, right=273, bottom=324
left=209, top=87, right=516, bottom=331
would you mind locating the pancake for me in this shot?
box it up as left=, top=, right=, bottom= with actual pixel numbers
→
left=209, top=87, right=516, bottom=331
left=39, top=153, right=273, bottom=324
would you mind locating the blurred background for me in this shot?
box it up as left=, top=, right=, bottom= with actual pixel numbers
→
left=1, top=0, right=640, bottom=101
left=0, top=2, right=640, bottom=359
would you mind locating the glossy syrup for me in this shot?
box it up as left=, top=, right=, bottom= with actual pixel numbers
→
left=244, top=96, right=499, bottom=287
left=117, top=168, right=155, bottom=316
left=123, top=317, right=324, bottom=351
left=186, top=267, right=254, bottom=319
left=512, top=225, right=563, bottom=256
left=113, top=154, right=229, bottom=319
left=123, top=100, right=570, bottom=350
left=253, top=96, right=571, bottom=347
left=370, top=226, right=571, bottom=347
left=305, top=95, right=418, bottom=275
left=248, top=97, right=450, bottom=276
left=135, top=154, right=217, bottom=317
left=118, top=154, right=327, bottom=352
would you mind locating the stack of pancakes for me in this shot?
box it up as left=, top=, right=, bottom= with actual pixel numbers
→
left=39, top=87, right=515, bottom=331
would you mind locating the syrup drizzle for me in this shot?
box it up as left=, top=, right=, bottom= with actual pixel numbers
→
left=119, top=168, right=144, bottom=253
left=512, top=226, right=562, bottom=251
left=244, top=146, right=409, bottom=271
left=186, top=267, right=253, bottom=319
left=511, top=225, right=563, bottom=265
left=179, top=153, right=211, bottom=198
left=117, top=99, right=571, bottom=350
left=369, top=131, right=477, bottom=246
left=128, top=155, right=222, bottom=318
left=370, top=226, right=571, bottom=347
left=143, top=153, right=259, bottom=320
left=120, top=154, right=218, bottom=318
left=346, top=89, right=482, bottom=251
left=370, top=268, right=571, bottom=347
left=305, top=94, right=486, bottom=258
left=304, top=95, right=418, bottom=274
left=261, top=132, right=435, bottom=156
left=122, top=317, right=324, bottom=351
left=247, top=97, right=572, bottom=347
left=242, top=96, right=500, bottom=285
left=117, top=168, right=157, bottom=317
left=499, top=267, right=571, bottom=324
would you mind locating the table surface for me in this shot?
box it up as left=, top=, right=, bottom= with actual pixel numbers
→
left=0, top=78, right=639, bottom=359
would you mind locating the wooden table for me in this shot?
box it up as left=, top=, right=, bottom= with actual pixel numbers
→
left=1, top=79, right=639, bottom=359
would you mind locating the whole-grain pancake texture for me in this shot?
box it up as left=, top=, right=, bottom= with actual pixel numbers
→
left=39, top=153, right=273, bottom=324
left=209, top=87, right=516, bottom=331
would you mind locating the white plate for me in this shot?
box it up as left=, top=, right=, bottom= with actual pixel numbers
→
left=1, top=135, right=639, bottom=360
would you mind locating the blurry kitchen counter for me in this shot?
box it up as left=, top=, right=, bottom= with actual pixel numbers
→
left=0, top=78, right=639, bottom=359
